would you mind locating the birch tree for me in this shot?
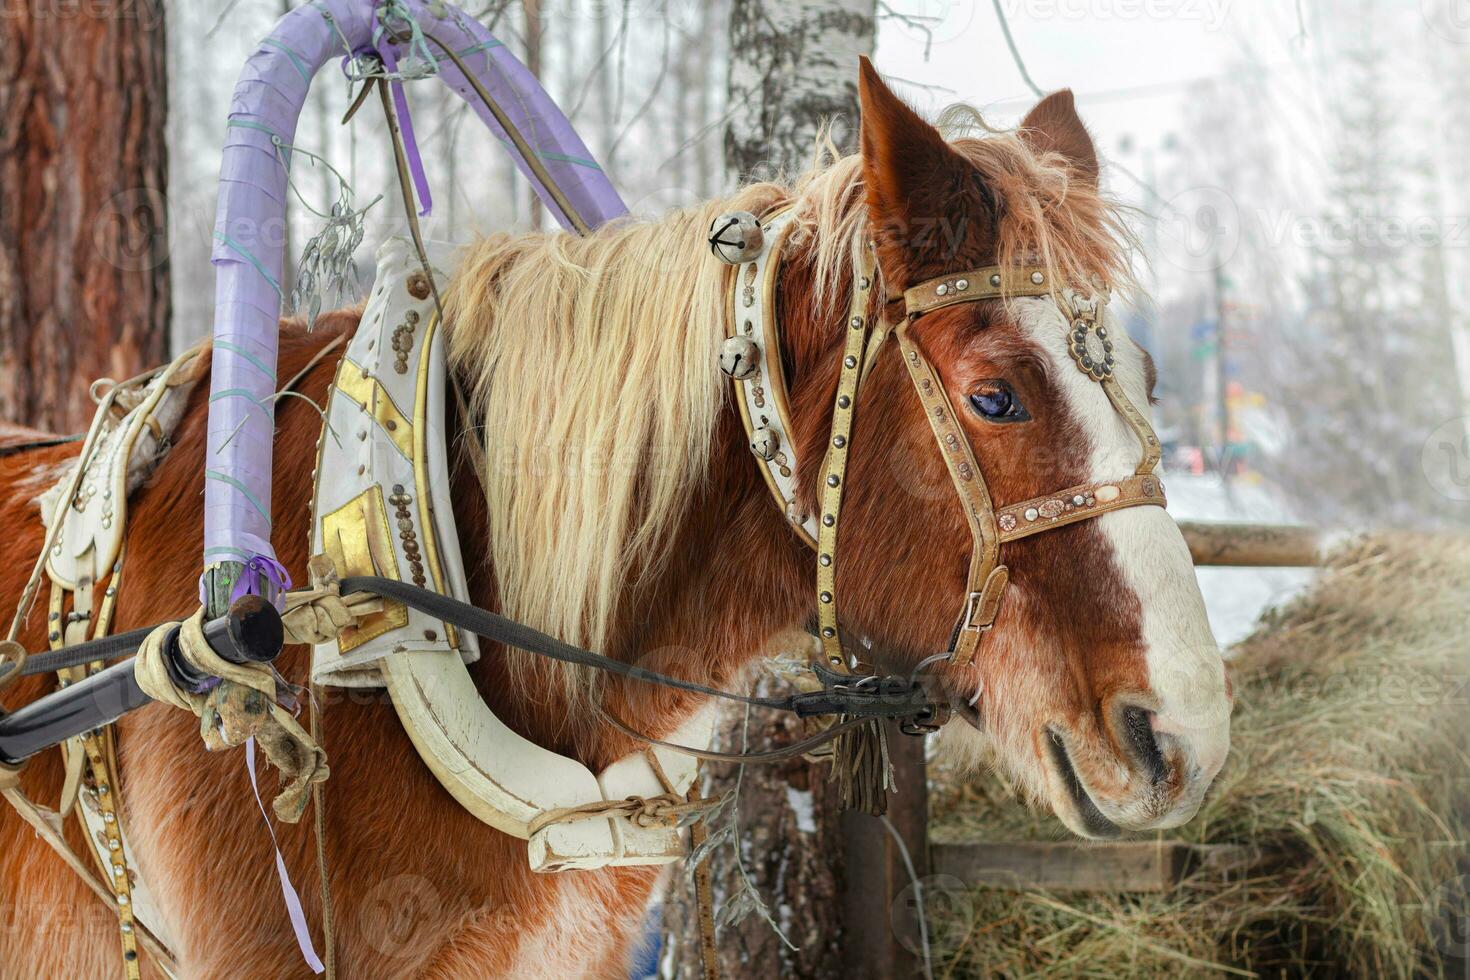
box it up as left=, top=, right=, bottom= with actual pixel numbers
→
left=662, top=5, right=889, bottom=978
left=725, top=0, right=875, bottom=181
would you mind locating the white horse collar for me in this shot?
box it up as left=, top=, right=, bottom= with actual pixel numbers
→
left=720, top=209, right=820, bottom=545
left=310, top=238, right=710, bottom=872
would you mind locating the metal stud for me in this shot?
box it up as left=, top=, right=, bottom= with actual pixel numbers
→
left=1024, top=507, right=1040, bottom=521
left=822, top=514, right=835, bottom=527
left=936, top=283, right=948, bottom=296
left=990, top=273, right=1001, bottom=287
left=832, top=435, right=846, bottom=448
left=850, top=316, right=863, bottom=329
left=820, top=592, right=832, bottom=603
left=1031, top=271, right=1044, bottom=285
left=837, top=395, right=850, bottom=409
left=827, top=474, right=840, bottom=487
left=956, top=278, right=968, bottom=291
left=844, top=355, right=857, bottom=368
left=822, top=627, right=836, bottom=638
left=819, top=554, right=832, bottom=566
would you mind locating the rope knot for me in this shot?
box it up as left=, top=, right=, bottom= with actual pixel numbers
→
left=280, top=555, right=382, bottom=646
left=133, top=608, right=328, bottom=823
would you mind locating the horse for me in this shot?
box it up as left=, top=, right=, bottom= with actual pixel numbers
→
left=0, top=63, right=1230, bottom=977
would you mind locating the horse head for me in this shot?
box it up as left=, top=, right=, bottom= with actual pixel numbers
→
left=778, top=62, right=1231, bottom=838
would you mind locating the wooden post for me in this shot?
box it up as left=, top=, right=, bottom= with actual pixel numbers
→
left=1177, top=521, right=1325, bottom=567
left=841, top=720, right=928, bottom=979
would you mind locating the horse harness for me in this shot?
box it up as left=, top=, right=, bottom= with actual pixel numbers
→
left=713, top=207, right=1167, bottom=672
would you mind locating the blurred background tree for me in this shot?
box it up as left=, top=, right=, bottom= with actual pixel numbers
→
left=0, top=0, right=170, bottom=431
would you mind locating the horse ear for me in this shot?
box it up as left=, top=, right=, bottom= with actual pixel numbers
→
left=858, top=57, right=992, bottom=288
left=1019, top=89, right=1099, bottom=184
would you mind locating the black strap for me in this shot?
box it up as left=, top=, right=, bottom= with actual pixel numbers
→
left=6, top=579, right=942, bottom=726
left=11, top=626, right=157, bottom=677
left=338, top=576, right=940, bottom=723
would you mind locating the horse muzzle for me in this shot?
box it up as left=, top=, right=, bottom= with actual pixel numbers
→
left=1040, top=700, right=1229, bottom=839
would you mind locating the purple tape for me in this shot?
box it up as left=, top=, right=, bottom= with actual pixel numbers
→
left=203, top=0, right=627, bottom=592
left=231, top=555, right=294, bottom=605
left=376, top=44, right=433, bottom=216
left=245, top=739, right=326, bottom=974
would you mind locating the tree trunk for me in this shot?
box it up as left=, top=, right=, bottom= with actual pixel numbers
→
left=664, top=11, right=921, bottom=977
left=725, top=0, right=875, bottom=182
left=0, top=0, right=170, bottom=432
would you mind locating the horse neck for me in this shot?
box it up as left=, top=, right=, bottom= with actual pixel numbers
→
left=448, top=360, right=817, bottom=772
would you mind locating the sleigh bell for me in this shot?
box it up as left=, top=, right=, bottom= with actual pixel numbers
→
left=719, top=336, right=760, bottom=380
left=708, top=211, right=764, bottom=264
left=750, top=426, right=779, bottom=461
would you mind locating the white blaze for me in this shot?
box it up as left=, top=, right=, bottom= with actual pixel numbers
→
left=1012, top=297, right=1231, bottom=792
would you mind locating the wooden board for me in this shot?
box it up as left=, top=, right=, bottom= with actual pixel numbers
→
left=1177, top=521, right=1324, bottom=567
left=932, top=841, right=1256, bottom=893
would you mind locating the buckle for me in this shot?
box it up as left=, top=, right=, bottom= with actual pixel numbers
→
left=900, top=703, right=951, bottom=736
left=961, top=590, right=986, bottom=632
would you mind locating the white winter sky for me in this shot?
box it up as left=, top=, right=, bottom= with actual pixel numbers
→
left=876, top=0, right=1300, bottom=135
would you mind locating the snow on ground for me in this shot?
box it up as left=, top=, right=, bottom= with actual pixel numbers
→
left=1166, top=473, right=1317, bottom=648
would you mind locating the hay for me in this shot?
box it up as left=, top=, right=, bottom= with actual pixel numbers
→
left=928, top=534, right=1470, bottom=978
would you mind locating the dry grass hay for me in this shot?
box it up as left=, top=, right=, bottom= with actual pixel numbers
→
left=928, top=534, right=1470, bottom=978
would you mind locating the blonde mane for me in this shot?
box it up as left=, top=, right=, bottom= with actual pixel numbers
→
left=443, top=113, right=1131, bottom=695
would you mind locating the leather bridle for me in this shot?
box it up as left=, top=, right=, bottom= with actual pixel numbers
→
left=716, top=208, right=1166, bottom=674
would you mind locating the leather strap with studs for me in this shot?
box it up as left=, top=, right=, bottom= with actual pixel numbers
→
left=996, top=474, right=1166, bottom=543
left=904, top=265, right=1053, bottom=318
left=815, top=248, right=878, bottom=672
left=893, top=322, right=1007, bottom=668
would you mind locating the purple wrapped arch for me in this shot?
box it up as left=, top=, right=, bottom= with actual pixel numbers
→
left=204, top=0, right=626, bottom=605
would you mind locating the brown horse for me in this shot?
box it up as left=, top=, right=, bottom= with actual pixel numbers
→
left=0, top=65, right=1229, bottom=977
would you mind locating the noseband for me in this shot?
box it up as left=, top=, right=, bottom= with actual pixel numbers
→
left=714, top=208, right=1165, bottom=672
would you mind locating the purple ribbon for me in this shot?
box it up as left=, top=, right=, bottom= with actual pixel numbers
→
left=231, top=554, right=294, bottom=607
left=375, top=45, right=433, bottom=217
left=246, top=739, right=326, bottom=974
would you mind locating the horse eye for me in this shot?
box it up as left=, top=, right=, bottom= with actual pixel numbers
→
left=969, top=381, right=1028, bottom=422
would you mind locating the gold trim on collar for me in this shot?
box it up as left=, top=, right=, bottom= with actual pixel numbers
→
left=334, top=358, right=415, bottom=459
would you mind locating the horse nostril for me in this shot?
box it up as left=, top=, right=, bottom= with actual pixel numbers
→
left=1120, top=704, right=1169, bottom=785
